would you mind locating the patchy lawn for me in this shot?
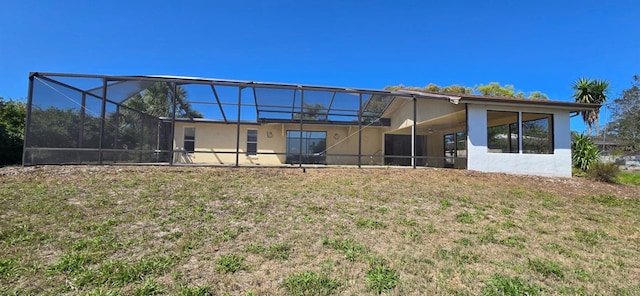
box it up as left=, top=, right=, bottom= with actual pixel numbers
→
left=1, top=166, right=639, bottom=295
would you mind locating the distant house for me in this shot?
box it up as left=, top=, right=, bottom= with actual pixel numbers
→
left=23, top=73, right=598, bottom=177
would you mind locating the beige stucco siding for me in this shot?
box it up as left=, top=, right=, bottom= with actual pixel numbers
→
left=389, top=99, right=464, bottom=131
left=173, top=122, right=387, bottom=165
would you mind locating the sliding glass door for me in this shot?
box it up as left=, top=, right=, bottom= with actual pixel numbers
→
left=286, top=131, right=327, bottom=164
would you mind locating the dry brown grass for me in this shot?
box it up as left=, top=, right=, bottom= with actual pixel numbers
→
left=1, top=166, right=639, bottom=295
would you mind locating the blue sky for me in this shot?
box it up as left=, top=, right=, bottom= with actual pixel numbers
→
left=1, top=0, right=638, bottom=132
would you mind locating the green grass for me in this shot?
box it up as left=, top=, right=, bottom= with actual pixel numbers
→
left=481, top=274, right=543, bottom=296
left=282, top=271, right=340, bottom=296
left=215, top=254, right=245, bottom=274
left=1, top=166, right=639, bottom=294
left=617, top=171, right=640, bottom=185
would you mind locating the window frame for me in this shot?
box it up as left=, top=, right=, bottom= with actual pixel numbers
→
left=246, top=129, right=258, bottom=156
left=521, top=113, right=554, bottom=154
left=183, top=126, right=195, bottom=153
left=487, top=111, right=519, bottom=153
left=486, top=110, right=554, bottom=154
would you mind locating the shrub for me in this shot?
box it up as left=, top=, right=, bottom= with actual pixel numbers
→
left=572, top=134, right=600, bottom=171
left=587, top=162, right=620, bottom=183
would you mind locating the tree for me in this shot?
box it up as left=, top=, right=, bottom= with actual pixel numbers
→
left=124, top=82, right=202, bottom=118
left=476, top=82, right=517, bottom=97
left=572, top=78, right=610, bottom=136
left=610, top=75, right=640, bottom=151
left=385, top=82, right=547, bottom=99
left=0, top=97, right=26, bottom=165
left=293, top=103, right=327, bottom=120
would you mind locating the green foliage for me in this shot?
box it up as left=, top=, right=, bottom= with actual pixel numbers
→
left=366, top=262, right=399, bottom=294
left=455, top=211, right=474, bottom=224
left=125, top=82, right=202, bottom=118
left=616, top=171, right=640, bottom=185
left=573, top=227, right=608, bottom=246
left=323, top=238, right=368, bottom=261
left=476, top=82, right=517, bottom=97
left=385, top=83, right=547, bottom=99
left=177, top=285, right=212, bottom=296
left=587, top=162, right=620, bottom=183
left=481, top=274, right=543, bottom=296
left=527, top=258, right=564, bottom=279
left=590, top=194, right=622, bottom=207
left=282, top=271, right=340, bottom=296
left=0, top=97, right=26, bottom=166
left=215, top=254, right=245, bottom=274
left=133, top=279, right=166, bottom=296
left=265, top=242, right=292, bottom=260
left=355, top=218, right=386, bottom=229
left=610, top=75, right=640, bottom=151
left=572, top=134, right=600, bottom=171
left=0, top=258, right=18, bottom=278
left=293, top=103, right=327, bottom=121
left=572, top=78, right=610, bottom=135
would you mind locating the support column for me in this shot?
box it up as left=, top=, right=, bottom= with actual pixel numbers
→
left=22, top=74, right=35, bottom=166
left=358, top=93, right=362, bottom=168
left=412, top=97, right=417, bottom=169
left=98, top=78, right=107, bottom=164
left=79, top=93, right=86, bottom=148
left=235, top=87, right=243, bottom=167
left=169, top=83, right=177, bottom=165
left=299, top=89, right=304, bottom=168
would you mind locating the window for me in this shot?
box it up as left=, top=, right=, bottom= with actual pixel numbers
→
left=183, top=127, right=195, bottom=153
left=487, top=111, right=554, bottom=154
left=444, top=131, right=467, bottom=167
left=522, top=113, right=553, bottom=154
left=487, top=111, right=519, bottom=153
left=286, top=131, right=327, bottom=164
left=247, top=129, right=258, bottom=156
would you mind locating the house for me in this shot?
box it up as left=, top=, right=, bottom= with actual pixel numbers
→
left=23, top=72, right=598, bottom=177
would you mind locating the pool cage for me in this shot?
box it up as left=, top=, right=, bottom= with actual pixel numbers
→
left=23, top=72, right=467, bottom=168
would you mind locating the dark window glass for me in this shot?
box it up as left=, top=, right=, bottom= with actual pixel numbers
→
left=487, top=111, right=519, bottom=153
left=522, top=113, right=553, bottom=154
left=247, top=130, right=258, bottom=155
left=183, top=127, right=195, bottom=153
left=286, top=131, right=326, bottom=164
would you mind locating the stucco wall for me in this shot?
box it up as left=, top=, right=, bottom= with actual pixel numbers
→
left=173, top=122, right=387, bottom=165
left=466, top=104, right=572, bottom=177
left=389, top=99, right=465, bottom=131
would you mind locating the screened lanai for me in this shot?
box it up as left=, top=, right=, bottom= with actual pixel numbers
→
left=23, top=72, right=467, bottom=168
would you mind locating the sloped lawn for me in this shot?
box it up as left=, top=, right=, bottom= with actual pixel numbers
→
left=1, top=166, right=639, bottom=295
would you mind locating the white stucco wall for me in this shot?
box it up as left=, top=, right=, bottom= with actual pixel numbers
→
left=466, top=104, right=572, bottom=177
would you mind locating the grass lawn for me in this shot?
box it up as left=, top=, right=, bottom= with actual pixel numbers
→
left=1, top=166, right=639, bottom=295
left=617, top=170, right=640, bottom=185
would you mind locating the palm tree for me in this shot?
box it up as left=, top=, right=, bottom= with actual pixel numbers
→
left=572, top=78, right=609, bottom=136
left=129, top=82, right=202, bottom=118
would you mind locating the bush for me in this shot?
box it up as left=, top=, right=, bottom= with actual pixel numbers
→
left=572, top=134, right=600, bottom=171
left=587, top=162, right=620, bottom=183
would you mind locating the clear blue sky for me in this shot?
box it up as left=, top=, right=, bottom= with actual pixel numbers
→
left=1, top=0, right=638, bottom=132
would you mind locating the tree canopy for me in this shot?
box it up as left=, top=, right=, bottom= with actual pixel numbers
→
left=572, top=78, right=610, bottom=136
left=610, top=75, right=640, bottom=151
left=124, top=82, right=202, bottom=118
left=385, top=82, right=548, bottom=99
left=0, top=97, right=26, bottom=165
